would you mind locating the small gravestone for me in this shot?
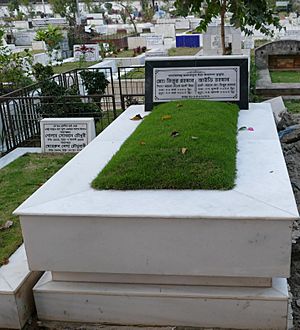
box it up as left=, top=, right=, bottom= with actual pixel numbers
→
left=203, top=26, right=242, bottom=55
left=145, top=56, right=248, bottom=111
left=40, top=118, right=96, bottom=153
left=73, top=44, right=100, bottom=61
left=146, top=35, right=164, bottom=49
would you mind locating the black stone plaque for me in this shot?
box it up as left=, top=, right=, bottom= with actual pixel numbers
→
left=145, top=56, right=249, bottom=111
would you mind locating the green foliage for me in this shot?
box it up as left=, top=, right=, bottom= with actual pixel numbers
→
left=8, top=0, right=20, bottom=14
left=80, top=70, right=109, bottom=95
left=92, top=100, right=238, bottom=190
left=35, top=25, right=63, bottom=52
left=175, top=0, right=282, bottom=37
left=0, top=28, right=4, bottom=47
left=285, top=100, right=300, bottom=114
left=48, top=0, right=77, bottom=25
left=250, top=57, right=258, bottom=102
left=33, top=64, right=101, bottom=116
left=0, top=47, right=33, bottom=93
left=32, top=63, right=54, bottom=81
left=105, top=2, right=113, bottom=14
left=0, top=153, right=73, bottom=266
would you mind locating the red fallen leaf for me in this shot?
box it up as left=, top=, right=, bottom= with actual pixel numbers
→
left=248, top=127, right=254, bottom=131
left=130, top=114, right=143, bottom=121
left=181, top=147, right=188, bottom=155
left=162, top=115, right=172, bottom=121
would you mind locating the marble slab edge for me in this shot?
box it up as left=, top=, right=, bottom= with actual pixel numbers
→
left=0, top=245, right=42, bottom=329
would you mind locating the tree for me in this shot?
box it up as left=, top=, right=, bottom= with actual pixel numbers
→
left=35, top=25, right=64, bottom=63
left=0, top=47, right=33, bottom=93
left=117, top=2, right=138, bottom=35
left=48, top=0, right=77, bottom=25
left=175, top=0, right=282, bottom=55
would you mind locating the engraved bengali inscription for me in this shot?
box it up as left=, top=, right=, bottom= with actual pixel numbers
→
left=153, top=66, right=240, bottom=102
left=44, top=122, right=88, bottom=152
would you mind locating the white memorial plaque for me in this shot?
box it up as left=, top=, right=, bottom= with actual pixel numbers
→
left=41, top=118, right=96, bottom=153
left=153, top=67, right=240, bottom=102
left=73, top=44, right=100, bottom=62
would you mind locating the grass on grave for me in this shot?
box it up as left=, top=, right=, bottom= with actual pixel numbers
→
left=168, top=47, right=201, bottom=56
left=92, top=100, right=239, bottom=190
left=53, top=61, right=101, bottom=74
left=0, top=153, right=74, bottom=266
left=121, top=67, right=145, bottom=79
left=285, top=100, right=300, bottom=113
left=270, top=70, right=300, bottom=83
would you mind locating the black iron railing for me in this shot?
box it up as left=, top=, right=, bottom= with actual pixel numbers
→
left=0, top=65, right=146, bottom=156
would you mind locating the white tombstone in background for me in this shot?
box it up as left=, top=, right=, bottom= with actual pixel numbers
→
left=146, top=35, right=164, bottom=49
left=14, top=20, right=29, bottom=29
left=73, top=44, right=100, bottom=61
left=154, top=23, right=175, bottom=39
left=203, top=25, right=242, bottom=55
left=145, top=48, right=168, bottom=57
left=14, top=30, right=36, bottom=46
left=243, top=36, right=254, bottom=49
left=175, top=19, right=190, bottom=30
left=87, top=19, right=104, bottom=26
left=40, top=118, right=96, bottom=153
left=128, top=36, right=147, bottom=50
left=86, top=13, right=103, bottom=19
left=32, top=40, right=47, bottom=51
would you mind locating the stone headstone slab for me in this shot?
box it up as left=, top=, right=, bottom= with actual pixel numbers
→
left=73, top=44, right=100, bottom=61
left=263, top=96, right=287, bottom=124
left=32, top=40, right=46, bottom=51
left=146, top=35, right=164, bottom=49
left=145, top=56, right=249, bottom=111
left=40, top=118, right=96, bottom=153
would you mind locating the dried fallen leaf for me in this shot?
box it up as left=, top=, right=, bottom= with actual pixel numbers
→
left=176, top=103, right=183, bottom=108
left=162, top=115, right=172, bottom=121
left=171, top=131, right=179, bottom=137
left=191, top=136, right=199, bottom=140
left=0, top=220, right=13, bottom=231
left=140, top=141, right=146, bottom=145
left=181, top=147, right=188, bottom=155
left=2, top=258, right=9, bottom=265
left=130, top=114, right=143, bottom=121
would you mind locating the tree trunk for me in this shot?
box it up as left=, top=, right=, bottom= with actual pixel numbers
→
left=120, top=3, right=138, bottom=36
left=220, top=0, right=227, bottom=55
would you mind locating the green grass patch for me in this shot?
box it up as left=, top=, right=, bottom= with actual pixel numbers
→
left=285, top=100, right=300, bottom=113
left=0, top=153, right=74, bottom=266
left=270, top=71, right=300, bottom=83
left=121, top=67, right=145, bottom=79
left=92, top=100, right=238, bottom=190
left=107, top=49, right=136, bottom=58
left=168, top=47, right=201, bottom=56
left=53, top=61, right=101, bottom=74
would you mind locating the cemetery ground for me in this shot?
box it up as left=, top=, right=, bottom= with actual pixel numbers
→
left=0, top=153, right=74, bottom=266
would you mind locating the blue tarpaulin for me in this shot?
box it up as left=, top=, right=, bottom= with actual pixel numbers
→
left=176, top=35, right=201, bottom=48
